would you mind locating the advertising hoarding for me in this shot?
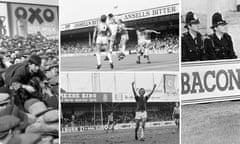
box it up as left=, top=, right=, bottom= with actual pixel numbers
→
left=61, top=92, right=112, bottom=103
left=8, top=3, right=59, bottom=39
left=182, top=60, right=240, bottom=104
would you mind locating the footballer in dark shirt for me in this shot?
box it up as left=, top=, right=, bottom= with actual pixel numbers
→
left=131, top=81, right=156, bottom=141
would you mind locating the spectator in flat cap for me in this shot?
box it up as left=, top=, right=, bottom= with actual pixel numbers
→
left=24, top=99, right=58, bottom=138
left=7, top=133, right=41, bottom=144
left=24, top=98, right=50, bottom=117
left=45, top=63, right=58, bottom=76
left=43, top=110, right=58, bottom=123
left=46, top=56, right=54, bottom=66
left=38, top=136, right=54, bottom=144
left=0, top=70, right=5, bottom=87
left=45, top=63, right=58, bottom=86
left=28, top=55, right=42, bottom=67
left=14, top=58, right=21, bottom=64
left=0, top=115, right=20, bottom=144
left=0, top=87, right=11, bottom=111
left=204, top=12, right=237, bottom=60
left=0, top=87, right=30, bottom=131
left=20, top=55, right=27, bottom=63
left=48, top=77, right=58, bottom=98
left=40, top=56, right=48, bottom=71
left=0, top=47, right=8, bottom=70
left=3, top=54, right=12, bottom=68
left=43, top=63, right=58, bottom=101
left=4, top=55, right=47, bottom=110
left=40, top=85, right=58, bottom=109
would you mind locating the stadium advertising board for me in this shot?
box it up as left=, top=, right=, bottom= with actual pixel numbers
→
left=120, top=4, right=179, bottom=22
left=0, top=3, right=9, bottom=36
left=182, top=60, right=240, bottom=104
left=8, top=3, right=58, bottom=39
left=61, top=4, right=179, bottom=31
left=72, top=18, right=98, bottom=30
left=114, top=121, right=175, bottom=130
left=61, top=121, right=175, bottom=133
left=61, top=92, right=112, bottom=103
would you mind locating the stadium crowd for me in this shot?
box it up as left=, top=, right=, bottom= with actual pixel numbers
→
left=62, top=110, right=172, bottom=127
left=61, top=40, right=93, bottom=54
left=154, top=33, right=179, bottom=52
left=61, top=32, right=178, bottom=54
left=0, top=33, right=59, bottom=144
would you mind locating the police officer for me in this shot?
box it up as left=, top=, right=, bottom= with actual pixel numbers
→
left=182, top=12, right=206, bottom=62
left=205, top=12, right=237, bottom=60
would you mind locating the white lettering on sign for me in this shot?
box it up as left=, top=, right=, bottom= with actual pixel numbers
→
left=72, top=19, right=98, bottom=29
left=61, top=92, right=111, bottom=102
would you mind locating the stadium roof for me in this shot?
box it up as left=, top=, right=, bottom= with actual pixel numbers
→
left=61, top=3, right=179, bottom=32
left=61, top=0, right=178, bottom=24
left=61, top=13, right=178, bottom=36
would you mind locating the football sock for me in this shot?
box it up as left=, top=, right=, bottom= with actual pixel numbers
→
left=107, top=52, right=113, bottom=63
left=96, top=53, right=101, bottom=65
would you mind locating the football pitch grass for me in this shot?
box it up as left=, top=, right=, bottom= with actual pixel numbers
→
left=61, top=53, right=179, bottom=71
left=182, top=101, right=240, bottom=144
left=61, top=126, right=179, bottom=144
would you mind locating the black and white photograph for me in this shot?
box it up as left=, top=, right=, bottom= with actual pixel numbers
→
left=60, top=0, right=179, bottom=71
left=0, top=0, right=59, bottom=144
left=181, top=0, right=240, bottom=144
left=181, top=0, right=240, bottom=62
left=3, top=0, right=240, bottom=143
left=61, top=72, right=179, bottom=144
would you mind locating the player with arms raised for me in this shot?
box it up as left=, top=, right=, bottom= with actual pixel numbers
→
left=108, top=14, right=119, bottom=56
left=131, top=81, right=157, bottom=141
left=117, top=18, right=135, bottom=60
